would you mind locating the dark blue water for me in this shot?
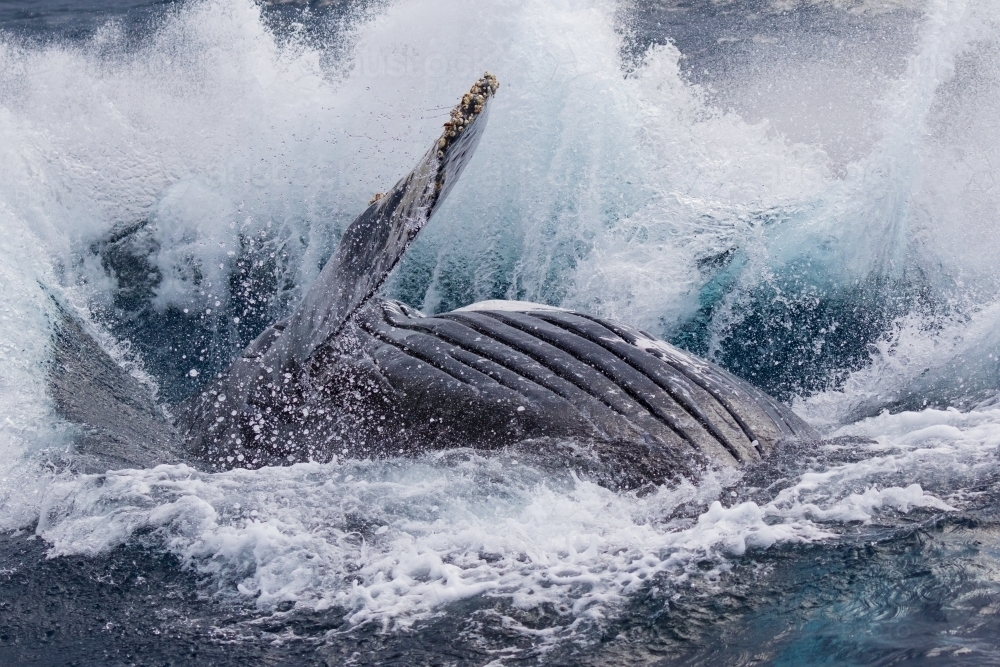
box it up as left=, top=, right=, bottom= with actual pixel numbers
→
left=0, top=0, right=168, bottom=37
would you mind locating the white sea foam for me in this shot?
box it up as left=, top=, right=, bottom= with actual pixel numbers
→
left=798, top=303, right=1000, bottom=427
left=32, top=403, right=989, bottom=631
left=37, top=409, right=1000, bottom=630
left=0, top=216, right=64, bottom=532
left=18, top=456, right=836, bottom=626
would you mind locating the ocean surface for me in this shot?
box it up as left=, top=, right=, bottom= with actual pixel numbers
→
left=3, top=0, right=1000, bottom=664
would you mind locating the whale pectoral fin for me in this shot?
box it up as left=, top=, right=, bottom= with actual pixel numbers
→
left=180, top=76, right=499, bottom=461
left=270, top=74, right=499, bottom=374
left=47, top=297, right=185, bottom=472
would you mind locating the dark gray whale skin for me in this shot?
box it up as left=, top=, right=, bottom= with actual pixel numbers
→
left=51, top=74, right=817, bottom=489
left=182, top=296, right=815, bottom=489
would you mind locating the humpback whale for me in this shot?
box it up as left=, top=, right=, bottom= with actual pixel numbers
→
left=50, top=74, right=816, bottom=489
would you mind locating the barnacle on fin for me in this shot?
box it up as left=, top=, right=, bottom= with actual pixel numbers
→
left=437, top=72, right=499, bottom=157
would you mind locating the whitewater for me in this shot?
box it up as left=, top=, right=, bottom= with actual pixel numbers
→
left=3, top=0, right=1000, bottom=663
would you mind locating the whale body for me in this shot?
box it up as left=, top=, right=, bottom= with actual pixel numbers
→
left=50, top=74, right=816, bottom=489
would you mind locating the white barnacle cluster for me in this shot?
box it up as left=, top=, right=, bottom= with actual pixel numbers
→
left=436, top=72, right=499, bottom=158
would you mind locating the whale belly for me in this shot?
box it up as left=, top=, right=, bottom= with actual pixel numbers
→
left=319, top=299, right=817, bottom=476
